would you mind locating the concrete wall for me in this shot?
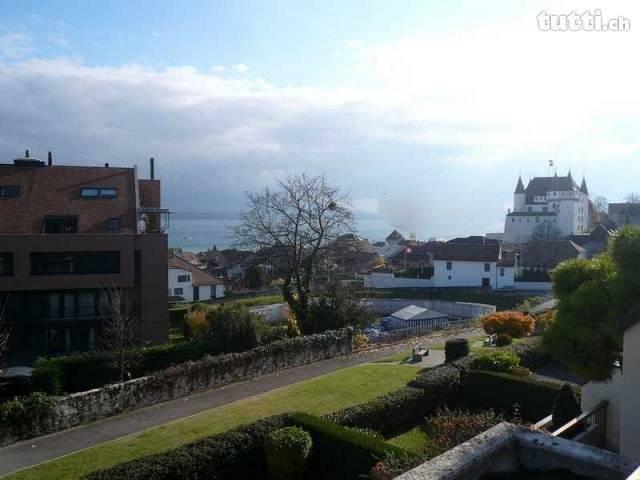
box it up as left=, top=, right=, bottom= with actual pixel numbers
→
left=621, top=321, right=640, bottom=460
left=250, top=303, right=287, bottom=323
left=513, top=281, right=553, bottom=291
left=363, top=272, right=433, bottom=289
left=581, top=369, right=623, bottom=453
left=496, top=266, right=515, bottom=289
left=363, top=298, right=495, bottom=319
left=0, top=328, right=353, bottom=446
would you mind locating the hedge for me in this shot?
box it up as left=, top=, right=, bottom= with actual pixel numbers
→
left=288, top=412, right=410, bottom=480
left=84, top=413, right=406, bottom=480
left=84, top=415, right=287, bottom=480
left=329, top=363, right=461, bottom=436
left=508, top=337, right=551, bottom=370
left=460, top=370, right=573, bottom=421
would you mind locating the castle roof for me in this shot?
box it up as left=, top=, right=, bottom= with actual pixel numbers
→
left=514, top=176, right=525, bottom=194
left=580, top=177, right=589, bottom=195
left=524, top=173, right=580, bottom=203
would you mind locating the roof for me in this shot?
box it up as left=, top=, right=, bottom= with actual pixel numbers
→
left=446, top=236, right=500, bottom=245
left=497, top=257, right=516, bottom=267
left=390, top=305, right=447, bottom=321
left=524, top=173, right=580, bottom=203
left=0, top=162, right=139, bottom=234
left=168, top=254, right=223, bottom=285
left=433, top=243, right=501, bottom=262
left=506, top=211, right=557, bottom=217
left=385, top=229, right=405, bottom=243
left=580, top=177, right=589, bottom=195
left=518, top=240, right=585, bottom=268
left=388, top=241, right=443, bottom=262
left=514, top=176, right=525, bottom=194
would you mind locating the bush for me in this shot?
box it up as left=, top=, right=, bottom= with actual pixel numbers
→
left=0, top=393, right=54, bottom=433
left=262, top=324, right=290, bottom=344
left=508, top=337, right=551, bottom=370
left=471, top=351, right=520, bottom=373
left=535, top=310, right=556, bottom=334
left=205, top=305, right=262, bottom=353
left=85, top=415, right=288, bottom=480
left=480, top=311, right=534, bottom=338
left=445, top=338, right=469, bottom=362
left=495, top=334, right=512, bottom=347
left=184, top=305, right=209, bottom=339
left=352, top=333, right=369, bottom=350
left=424, top=407, right=505, bottom=457
left=264, top=426, right=312, bottom=480
left=288, top=412, right=409, bottom=480
left=461, top=370, right=573, bottom=421
left=30, top=361, right=62, bottom=395
left=552, top=383, right=582, bottom=428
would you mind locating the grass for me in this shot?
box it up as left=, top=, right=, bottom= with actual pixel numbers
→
left=6, top=363, right=418, bottom=480
left=388, top=425, right=432, bottom=455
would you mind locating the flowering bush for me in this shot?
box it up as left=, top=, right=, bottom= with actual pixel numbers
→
left=534, top=310, right=556, bottom=334
left=481, top=311, right=534, bottom=338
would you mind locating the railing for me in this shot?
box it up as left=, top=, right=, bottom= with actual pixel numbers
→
left=533, top=401, right=608, bottom=448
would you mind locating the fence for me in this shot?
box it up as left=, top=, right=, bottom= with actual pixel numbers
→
left=533, top=401, right=609, bottom=449
left=368, top=317, right=475, bottom=344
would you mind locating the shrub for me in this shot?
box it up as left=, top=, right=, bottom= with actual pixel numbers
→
left=264, top=426, right=312, bottom=480
left=495, top=334, right=512, bottom=347
left=0, top=393, right=54, bottom=433
left=461, top=370, right=573, bottom=421
left=424, top=407, right=505, bottom=457
left=369, top=452, right=421, bottom=480
left=30, top=361, right=62, bottom=395
left=408, top=364, right=461, bottom=411
left=185, top=305, right=209, bottom=339
left=262, top=324, right=290, bottom=344
left=352, top=333, right=369, bottom=350
left=205, top=305, right=262, bottom=353
left=552, top=383, right=582, bottom=428
left=85, top=415, right=288, bottom=480
left=510, top=366, right=532, bottom=377
left=508, top=336, right=551, bottom=370
left=535, top=310, right=556, bottom=334
left=445, top=338, right=469, bottom=362
left=286, top=314, right=302, bottom=338
left=471, top=351, right=520, bottom=373
left=288, top=412, right=409, bottom=480
left=480, top=311, right=534, bottom=338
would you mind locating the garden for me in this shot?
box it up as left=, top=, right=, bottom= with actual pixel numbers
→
left=4, top=306, right=576, bottom=480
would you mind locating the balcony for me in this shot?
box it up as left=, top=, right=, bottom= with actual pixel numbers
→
left=139, top=208, right=171, bottom=233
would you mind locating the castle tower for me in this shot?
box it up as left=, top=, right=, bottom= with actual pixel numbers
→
left=513, top=175, right=526, bottom=212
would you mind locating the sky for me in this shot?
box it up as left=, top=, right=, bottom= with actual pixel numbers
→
left=1, top=0, right=640, bottom=239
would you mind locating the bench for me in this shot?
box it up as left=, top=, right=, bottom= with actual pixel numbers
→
left=483, top=334, right=497, bottom=347
left=412, top=345, right=429, bottom=362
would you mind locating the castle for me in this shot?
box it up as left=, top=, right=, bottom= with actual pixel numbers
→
left=502, top=171, right=590, bottom=243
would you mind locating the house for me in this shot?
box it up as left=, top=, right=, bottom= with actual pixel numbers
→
left=168, top=253, right=225, bottom=302
left=503, top=172, right=591, bottom=243
left=372, top=229, right=406, bottom=259
left=432, top=242, right=515, bottom=288
left=0, top=153, right=169, bottom=355
left=569, top=223, right=613, bottom=258
left=581, top=306, right=640, bottom=460
left=609, top=203, right=640, bottom=227
left=516, top=239, right=586, bottom=281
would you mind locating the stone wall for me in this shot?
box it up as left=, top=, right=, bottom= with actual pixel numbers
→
left=0, top=328, right=352, bottom=446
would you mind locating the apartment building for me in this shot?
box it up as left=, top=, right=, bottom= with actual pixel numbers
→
left=0, top=153, right=169, bottom=356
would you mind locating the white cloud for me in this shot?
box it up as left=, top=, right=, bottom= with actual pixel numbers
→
left=0, top=32, right=33, bottom=60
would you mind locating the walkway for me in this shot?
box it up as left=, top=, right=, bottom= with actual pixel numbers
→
left=0, top=327, right=482, bottom=476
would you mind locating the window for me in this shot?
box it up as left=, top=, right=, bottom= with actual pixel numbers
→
left=527, top=207, right=532, bottom=212
left=31, top=251, right=120, bottom=275
left=174, top=288, right=184, bottom=295
left=0, top=253, right=13, bottom=276
left=543, top=207, right=548, bottom=212
left=446, top=261, right=452, bottom=271
left=0, top=185, right=22, bottom=197
left=47, top=292, right=100, bottom=318
left=78, top=292, right=97, bottom=317
left=42, top=216, right=78, bottom=234
left=106, top=218, right=121, bottom=231
left=177, top=274, right=191, bottom=283
left=484, top=263, right=490, bottom=272
left=536, top=217, right=540, bottom=223
left=511, top=218, right=515, bottom=223
left=81, top=187, right=118, bottom=198
left=500, top=268, right=505, bottom=277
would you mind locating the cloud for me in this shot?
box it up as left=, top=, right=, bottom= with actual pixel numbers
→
left=0, top=32, right=33, bottom=60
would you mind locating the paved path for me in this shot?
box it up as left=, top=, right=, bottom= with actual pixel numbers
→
left=0, top=328, right=481, bottom=477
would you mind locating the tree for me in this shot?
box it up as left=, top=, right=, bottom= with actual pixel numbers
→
left=244, top=265, right=265, bottom=289
left=100, top=288, right=139, bottom=383
left=543, top=226, right=640, bottom=381
left=309, top=280, right=371, bottom=333
left=204, top=304, right=262, bottom=353
left=234, top=174, right=354, bottom=333
left=531, top=220, right=562, bottom=240
left=625, top=192, right=640, bottom=204
left=592, top=196, right=609, bottom=224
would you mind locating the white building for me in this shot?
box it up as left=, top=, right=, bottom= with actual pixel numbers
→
left=168, top=254, right=225, bottom=302
left=433, top=243, right=515, bottom=289
left=503, top=172, right=590, bottom=243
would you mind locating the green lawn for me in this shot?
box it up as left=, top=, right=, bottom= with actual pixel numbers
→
left=388, top=425, right=431, bottom=455
left=6, top=363, right=418, bottom=480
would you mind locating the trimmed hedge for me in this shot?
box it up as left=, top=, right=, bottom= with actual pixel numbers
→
left=288, top=412, right=409, bottom=480
left=460, top=370, right=573, bottom=421
left=508, top=337, right=551, bottom=370
left=445, top=338, right=469, bottom=362
left=329, top=363, right=461, bottom=436
left=84, top=415, right=287, bottom=480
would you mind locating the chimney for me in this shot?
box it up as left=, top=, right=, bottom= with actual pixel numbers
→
left=25, top=149, right=30, bottom=158
left=105, top=163, right=109, bottom=168
left=150, top=157, right=155, bottom=180
left=48, top=151, right=53, bottom=166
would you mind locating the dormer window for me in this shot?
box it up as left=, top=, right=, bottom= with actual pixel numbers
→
left=0, top=185, right=22, bottom=197
left=81, top=187, right=118, bottom=198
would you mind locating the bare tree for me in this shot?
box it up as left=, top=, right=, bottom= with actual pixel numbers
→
left=531, top=220, right=562, bottom=240
left=592, top=196, right=609, bottom=224
left=625, top=192, right=640, bottom=204
left=100, top=288, right=139, bottom=383
left=234, top=174, right=354, bottom=333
